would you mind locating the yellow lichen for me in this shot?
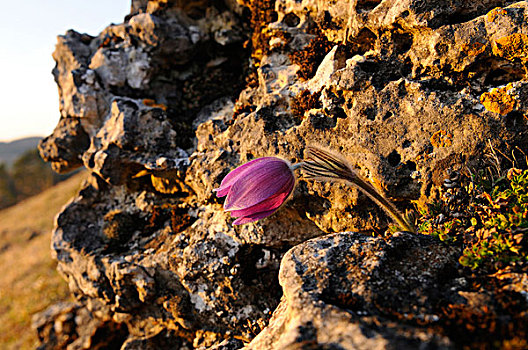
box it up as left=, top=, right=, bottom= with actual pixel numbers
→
left=151, top=175, right=184, bottom=194
left=461, top=41, right=487, bottom=57
left=133, top=170, right=187, bottom=194
left=487, top=7, right=508, bottom=22
left=430, top=130, right=453, bottom=148
left=480, top=84, right=516, bottom=115
left=492, top=33, right=528, bottom=62
left=143, top=98, right=168, bottom=111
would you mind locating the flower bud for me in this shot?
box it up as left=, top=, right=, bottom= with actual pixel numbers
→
left=214, top=157, right=296, bottom=224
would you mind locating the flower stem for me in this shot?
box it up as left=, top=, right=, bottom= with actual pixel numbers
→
left=301, top=146, right=415, bottom=233
left=291, top=162, right=305, bottom=171
left=344, top=174, right=415, bottom=233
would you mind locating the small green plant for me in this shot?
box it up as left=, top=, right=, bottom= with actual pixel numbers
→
left=417, top=166, right=528, bottom=271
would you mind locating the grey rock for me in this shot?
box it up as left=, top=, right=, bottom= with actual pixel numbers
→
left=50, top=172, right=285, bottom=347
left=39, top=117, right=90, bottom=173
left=32, top=299, right=127, bottom=350
left=51, top=31, right=110, bottom=133
left=128, top=13, right=196, bottom=64
left=81, top=97, right=188, bottom=186
left=247, top=232, right=457, bottom=349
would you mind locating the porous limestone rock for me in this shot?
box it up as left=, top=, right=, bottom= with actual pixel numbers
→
left=81, top=97, right=189, bottom=186
left=35, top=0, right=528, bottom=348
left=188, top=0, right=528, bottom=233
left=247, top=232, right=458, bottom=349
left=32, top=300, right=127, bottom=350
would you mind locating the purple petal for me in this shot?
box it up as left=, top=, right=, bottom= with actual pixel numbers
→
left=227, top=190, right=291, bottom=217
left=214, top=157, right=272, bottom=197
left=232, top=209, right=277, bottom=225
left=224, top=159, right=294, bottom=210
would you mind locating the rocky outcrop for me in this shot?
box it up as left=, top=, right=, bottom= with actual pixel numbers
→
left=248, top=232, right=458, bottom=349
left=36, top=0, right=528, bottom=349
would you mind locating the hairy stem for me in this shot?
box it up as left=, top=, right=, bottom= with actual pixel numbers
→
left=302, top=146, right=415, bottom=233
left=344, top=174, right=415, bottom=233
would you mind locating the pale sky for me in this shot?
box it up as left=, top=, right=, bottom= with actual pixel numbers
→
left=0, top=0, right=130, bottom=142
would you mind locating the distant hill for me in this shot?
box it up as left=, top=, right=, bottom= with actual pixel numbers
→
left=0, top=137, right=42, bottom=168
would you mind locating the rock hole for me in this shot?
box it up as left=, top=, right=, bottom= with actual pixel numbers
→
left=505, top=111, right=525, bottom=131
left=335, top=107, right=348, bottom=119
left=242, top=7, right=251, bottom=20
left=356, top=0, right=382, bottom=12
left=387, top=150, right=401, bottom=167
left=402, top=140, right=412, bottom=148
left=443, top=12, right=477, bottom=26
left=356, top=28, right=376, bottom=52
left=465, top=57, right=525, bottom=90
left=322, top=11, right=339, bottom=30
left=91, top=321, right=129, bottom=349
left=393, top=32, right=413, bottom=53
left=270, top=11, right=278, bottom=23
left=360, top=61, right=377, bottom=73
left=406, top=161, right=416, bottom=171
left=483, top=66, right=526, bottom=87
left=399, top=57, right=413, bottom=77
left=283, top=12, right=300, bottom=27
left=383, top=111, right=393, bottom=120
left=345, top=28, right=377, bottom=57
left=397, top=81, right=408, bottom=97
left=365, top=107, right=376, bottom=121
left=296, top=321, right=318, bottom=342
left=236, top=245, right=264, bottom=284
left=87, top=154, right=96, bottom=169
left=308, top=114, right=337, bottom=129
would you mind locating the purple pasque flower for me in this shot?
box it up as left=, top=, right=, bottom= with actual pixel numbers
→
left=214, top=157, right=296, bottom=225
